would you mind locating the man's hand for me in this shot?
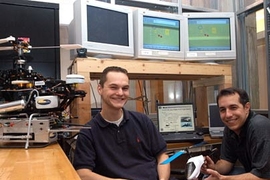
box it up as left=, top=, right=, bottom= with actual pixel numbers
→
left=201, top=156, right=215, bottom=174
left=204, top=169, right=223, bottom=180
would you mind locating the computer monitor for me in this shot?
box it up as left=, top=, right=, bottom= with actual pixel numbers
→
left=208, top=103, right=225, bottom=134
left=183, top=12, right=236, bottom=61
left=73, top=0, right=134, bottom=58
left=133, top=9, right=185, bottom=61
left=157, top=103, right=196, bottom=133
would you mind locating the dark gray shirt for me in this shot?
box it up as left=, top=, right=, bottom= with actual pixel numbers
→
left=221, top=111, right=270, bottom=178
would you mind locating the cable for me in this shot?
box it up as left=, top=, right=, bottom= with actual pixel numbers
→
left=137, top=80, right=147, bottom=114
left=142, top=80, right=149, bottom=115
left=25, top=89, right=39, bottom=106
left=90, top=80, right=98, bottom=108
left=25, top=113, right=41, bottom=149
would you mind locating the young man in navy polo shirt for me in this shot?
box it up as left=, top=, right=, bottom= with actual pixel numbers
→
left=73, top=66, right=170, bottom=180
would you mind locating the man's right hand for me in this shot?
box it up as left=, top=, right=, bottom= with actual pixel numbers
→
left=201, top=156, right=216, bottom=175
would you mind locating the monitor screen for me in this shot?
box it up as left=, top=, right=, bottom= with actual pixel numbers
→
left=183, top=12, right=236, bottom=61
left=188, top=18, right=231, bottom=51
left=87, top=5, right=129, bottom=46
left=73, top=0, right=134, bottom=58
left=143, top=16, right=180, bottom=51
left=133, top=9, right=185, bottom=60
left=157, top=103, right=195, bottom=133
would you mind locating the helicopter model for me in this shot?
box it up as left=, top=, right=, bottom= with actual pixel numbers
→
left=0, top=35, right=86, bottom=115
left=0, top=36, right=86, bottom=147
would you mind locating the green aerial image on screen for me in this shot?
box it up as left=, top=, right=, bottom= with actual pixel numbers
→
left=143, top=24, right=179, bottom=50
left=188, top=20, right=230, bottom=50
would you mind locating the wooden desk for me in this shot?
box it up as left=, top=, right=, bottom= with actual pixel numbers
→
left=167, top=135, right=222, bottom=150
left=0, top=143, right=80, bottom=180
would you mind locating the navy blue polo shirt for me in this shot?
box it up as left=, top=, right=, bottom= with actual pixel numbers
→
left=221, top=111, right=270, bottom=178
left=73, top=108, right=167, bottom=180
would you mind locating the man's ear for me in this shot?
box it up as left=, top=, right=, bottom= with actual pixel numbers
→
left=97, top=84, right=102, bottom=95
left=245, top=102, right=251, bottom=112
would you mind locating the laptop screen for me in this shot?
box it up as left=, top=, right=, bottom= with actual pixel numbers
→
left=157, top=103, right=196, bottom=133
left=208, top=103, right=225, bottom=130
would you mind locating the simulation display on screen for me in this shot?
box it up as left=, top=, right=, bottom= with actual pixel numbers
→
left=157, top=103, right=195, bottom=132
left=188, top=18, right=231, bottom=51
left=143, top=16, right=180, bottom=51
left=87, top=5, right=129, bottom=46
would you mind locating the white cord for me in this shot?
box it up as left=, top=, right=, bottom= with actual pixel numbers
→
left=25, top=113, right=40, bottom=149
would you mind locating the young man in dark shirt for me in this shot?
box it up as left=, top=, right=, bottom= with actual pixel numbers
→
left=73, top=66, right=170, bottom=180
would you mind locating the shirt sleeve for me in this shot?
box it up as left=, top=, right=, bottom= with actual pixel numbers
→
left=73, top=128, right=96, bottom=170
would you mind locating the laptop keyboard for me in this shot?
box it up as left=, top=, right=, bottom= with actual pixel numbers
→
left=162, top=133, right=204, bottom=143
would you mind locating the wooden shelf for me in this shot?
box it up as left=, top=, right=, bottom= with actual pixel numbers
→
left=70, top=57, right=232, bottom=125
left=70, top=57, right=232, bottom=80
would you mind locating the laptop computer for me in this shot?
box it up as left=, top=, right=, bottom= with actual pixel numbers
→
left=208, top=103, right=225, bottom=138
left=157, top=103, right=204, bottom=143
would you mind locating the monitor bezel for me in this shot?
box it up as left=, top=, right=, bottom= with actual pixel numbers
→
left=183, top=12, right=236, bottom=61
left=73, top=0, right=134, bottom=58
left=133, top=9, right=185, bottom=61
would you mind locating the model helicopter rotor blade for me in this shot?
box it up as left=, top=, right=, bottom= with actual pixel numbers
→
left=0, top=44, right=82, bottom=51
left=60, top=44, right=83, bottom=50
left=0, top=36, right=15, bottom=45
left=30, top=44, right=82, bottom=50
left=0, top=46, right=13, bottom=51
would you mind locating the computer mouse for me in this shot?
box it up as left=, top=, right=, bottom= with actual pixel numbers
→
left=196, top=131, right=204, bottom=136
left=185, top=155, right=204, bottom=180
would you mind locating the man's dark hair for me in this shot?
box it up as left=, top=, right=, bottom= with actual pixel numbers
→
left=216, top=87, right=250, bottom=107
left=99, top=66, right=128, bottom=87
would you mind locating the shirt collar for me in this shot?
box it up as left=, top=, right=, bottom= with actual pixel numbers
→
left=96, top=108, right=130, bottom=128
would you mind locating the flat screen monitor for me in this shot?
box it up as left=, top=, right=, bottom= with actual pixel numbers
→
left=157, top=103, right=196, bottom=133
left=133, top=9, right=185, bottom=61
left=73, top=0, right=134, bottom=58
left=183, top=12, right=236, bottom=61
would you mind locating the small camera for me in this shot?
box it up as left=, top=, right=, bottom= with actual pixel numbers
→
left=77, top=48, right=87, bottom=58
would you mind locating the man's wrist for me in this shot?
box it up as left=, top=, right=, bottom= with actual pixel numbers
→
left=213, top=164, right=217, bottom=171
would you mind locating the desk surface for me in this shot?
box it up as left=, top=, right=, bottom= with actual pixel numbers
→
left=0, top=143, right=80, bottom=180
left=167, top=135, right=222, bottom=150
